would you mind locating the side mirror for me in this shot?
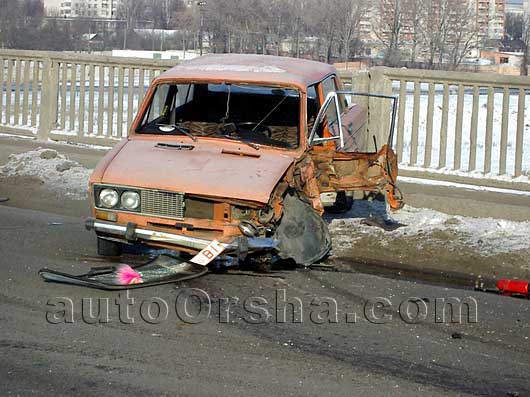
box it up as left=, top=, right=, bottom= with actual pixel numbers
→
left=308, top=91, right=344, bottom=148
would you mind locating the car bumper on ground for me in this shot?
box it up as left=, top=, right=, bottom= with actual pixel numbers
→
left=85, top=218, right=277, bottom=255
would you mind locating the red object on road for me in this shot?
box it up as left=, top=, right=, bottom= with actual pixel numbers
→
left=496, top=279, right=529, bottom=296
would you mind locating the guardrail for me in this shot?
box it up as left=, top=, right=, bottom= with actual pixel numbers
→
left=339, top=67, right=530, bottom=191
left=0, top=49, right=528, bottom=191
left=0, top=49, right=175, bottom=146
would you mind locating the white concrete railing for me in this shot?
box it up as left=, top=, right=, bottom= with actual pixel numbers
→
left=0, top=49, right=528, bottom=191
left=0, top=49, right=175, bottom=146
left=339, top=67, right=530, bottom=191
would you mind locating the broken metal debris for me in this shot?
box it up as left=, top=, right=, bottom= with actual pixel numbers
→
left=39, top=254, right=208, bottom=290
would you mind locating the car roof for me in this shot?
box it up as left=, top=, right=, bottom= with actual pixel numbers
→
left=155, top=54, right=337, bottom=91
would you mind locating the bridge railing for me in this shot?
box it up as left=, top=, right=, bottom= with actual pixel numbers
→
left=0, top=49, right=175, bottom=146
left=0, top=49, right=528, bottom=191
left=338, top=67, right=530, bottom=191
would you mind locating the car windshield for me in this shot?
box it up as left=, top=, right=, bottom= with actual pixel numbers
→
left=136, top=82, right=301, bottom=149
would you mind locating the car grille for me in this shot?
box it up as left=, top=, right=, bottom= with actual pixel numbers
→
left=140, top=190, right=185, bottom=219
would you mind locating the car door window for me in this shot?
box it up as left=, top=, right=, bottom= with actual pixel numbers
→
left=321, top=77, right=337, bottom=131
left=321, top=76, right=346, bottom=137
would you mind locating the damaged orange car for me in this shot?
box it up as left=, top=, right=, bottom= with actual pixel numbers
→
left=86, top=54, right=403, bottom=267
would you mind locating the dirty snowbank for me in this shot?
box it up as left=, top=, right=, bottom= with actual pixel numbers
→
left=328, top=201, right=530, bottom=278
left=329, top=200, right=530, bottom=255
left=0, top=148, right=93, bottom=200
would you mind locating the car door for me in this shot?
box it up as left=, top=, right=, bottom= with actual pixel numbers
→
left=307, top=77, right=403, bottom=210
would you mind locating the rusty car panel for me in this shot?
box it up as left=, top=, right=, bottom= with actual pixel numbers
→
left=97, top=137, right=295, bottom=205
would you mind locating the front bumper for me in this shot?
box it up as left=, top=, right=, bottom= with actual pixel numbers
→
left=85, top=218, right=276, bottom=254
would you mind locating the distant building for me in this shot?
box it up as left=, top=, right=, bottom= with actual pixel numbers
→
left=359, top=0, right=506, bottom=59
left=60, top=0, right=120, bottom=19
left=474, top=0, right=506, bottom=41
left=43, top=0, right=63, bottom=15
left=358, top=6, right=377, bottom=56
left=506, top=0, right=524, bottom=15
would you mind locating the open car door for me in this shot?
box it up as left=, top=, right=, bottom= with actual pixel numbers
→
left=308, top=91, right=404, bottom=211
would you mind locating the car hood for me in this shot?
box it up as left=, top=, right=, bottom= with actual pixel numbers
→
left=97, top=139, right=295, bottom=204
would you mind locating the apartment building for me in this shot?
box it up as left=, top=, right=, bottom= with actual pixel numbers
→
left=474, top=0, right=506, bottom=41
left=60, top=0, right=120, bottom=19
left=359, top=0, right=505, bottom=49
left=505, top=0, right=524, bottom=15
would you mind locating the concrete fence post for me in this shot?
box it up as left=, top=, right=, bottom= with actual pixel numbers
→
left=37, top=57, right=59, bottom=141
left=349, top=70, right=370, bottom=107
left=368, top=68, right=392, bottom=152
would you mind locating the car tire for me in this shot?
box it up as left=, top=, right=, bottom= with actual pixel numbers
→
left=97, top=237, right=123, bottom=257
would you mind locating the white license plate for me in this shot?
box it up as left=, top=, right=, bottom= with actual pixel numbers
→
left=190, top=240, right=225, bottom=266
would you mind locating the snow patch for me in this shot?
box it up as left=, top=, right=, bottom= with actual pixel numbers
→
left=329, top=201, right=530, bottom=255
left=0, top=148, right=93, bottom=200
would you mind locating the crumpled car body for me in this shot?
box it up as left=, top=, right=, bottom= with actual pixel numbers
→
left=86, top=54, right=403, bottom=266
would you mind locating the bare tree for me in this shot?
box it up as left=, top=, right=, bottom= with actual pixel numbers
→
left=117, top=0, right=145, bottom=49
left=374, top=0, right=406, bottom=65
left=403, top=0, right=426, bottom=63
left=336, top=0, right=369, bottom=62
left=447, top=1, right=477, bottom=69
left=521, top=13, right=530, bottom=76
left=0, top=0, right=47, bottom=48
left=506, top=13, right=523, bottom=41
left=290, top=0, right=307, bottom=58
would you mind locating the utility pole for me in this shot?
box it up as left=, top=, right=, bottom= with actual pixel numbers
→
left=197, top=1, right=207, bottom=56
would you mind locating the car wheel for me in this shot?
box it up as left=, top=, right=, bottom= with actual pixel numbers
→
left=97, top=237, right=123, bottom=257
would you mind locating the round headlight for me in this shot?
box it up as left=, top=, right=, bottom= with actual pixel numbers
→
left=99, top=189, right=119, bottom=208
left=121, top=191, right=140, bottom=210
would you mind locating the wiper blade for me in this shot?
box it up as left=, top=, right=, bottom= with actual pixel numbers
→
left=220, top=134, right=260, bottom=151
left=156, top=123, right=198, bottom=142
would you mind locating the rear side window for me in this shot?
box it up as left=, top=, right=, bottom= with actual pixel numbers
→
left=321, top=76, right=347, bottom=128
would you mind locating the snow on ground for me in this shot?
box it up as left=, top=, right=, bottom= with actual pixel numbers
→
left=328, top=200, right=530, bottom=257
left=0, top=148, right=92, bottom=200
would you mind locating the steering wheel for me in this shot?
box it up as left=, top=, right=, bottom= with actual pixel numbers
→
left=235, top=122, right=272, bottom=138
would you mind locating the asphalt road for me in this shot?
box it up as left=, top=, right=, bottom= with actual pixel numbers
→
left=1, top=203, right=529, bottom=396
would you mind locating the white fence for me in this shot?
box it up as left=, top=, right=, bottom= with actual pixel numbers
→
left=339, top=68, right=530, bottom=191
left=0, top=49, right=529, bottom=191
left=0, top=49, right=174, bottom=146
